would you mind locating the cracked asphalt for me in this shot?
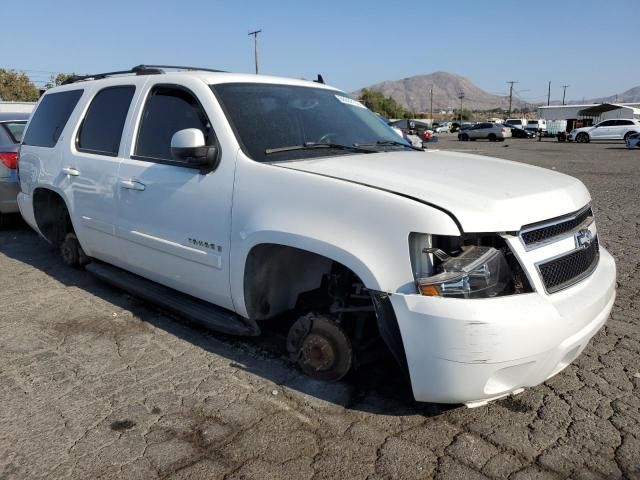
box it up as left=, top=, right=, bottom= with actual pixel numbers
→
left=0, top=136, right=639, bottom=479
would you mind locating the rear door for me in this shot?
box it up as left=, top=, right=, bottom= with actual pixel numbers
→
left=68, top=84, right=139, bottom=263
left=591, top=120, right=616, bottom=139
left=615, top=120, right=635, bottom=139
left=115, top=79, right=236, bottom=310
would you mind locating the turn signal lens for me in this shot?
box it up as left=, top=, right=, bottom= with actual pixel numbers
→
left=418, top=284, right=441, bottom=297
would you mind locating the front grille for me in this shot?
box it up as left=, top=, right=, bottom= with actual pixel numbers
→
left=537, top=237, right=599, bottom=293
left=521, top=207, right=593, bottom=247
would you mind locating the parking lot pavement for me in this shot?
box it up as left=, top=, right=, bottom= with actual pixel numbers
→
left=0, top=137, right=639, bottom=480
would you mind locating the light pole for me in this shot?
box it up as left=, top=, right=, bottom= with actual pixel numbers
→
left=248, top=29, right=262, bottom=74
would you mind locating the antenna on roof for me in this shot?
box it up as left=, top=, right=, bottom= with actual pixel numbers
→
left=314, top=74, right=325, bottom=84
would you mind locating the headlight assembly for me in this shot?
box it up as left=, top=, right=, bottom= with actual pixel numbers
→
left=417, top=246, right=511, bottom=299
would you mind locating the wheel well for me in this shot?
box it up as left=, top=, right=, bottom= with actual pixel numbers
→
left=243, top=243, right=410, bottom=377
left=244, top=244, right=335, bottom=320
left=32, top=188, right=73, bottom=247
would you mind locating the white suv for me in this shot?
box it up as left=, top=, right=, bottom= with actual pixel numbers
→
left=568, top=119, right=640, bottom=143
left=458, top=122, right=512, bottom=141
left=17, top=65, right=616, bottom=406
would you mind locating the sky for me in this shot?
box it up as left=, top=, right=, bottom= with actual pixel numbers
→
left=4, top=0, right=638, bottom=104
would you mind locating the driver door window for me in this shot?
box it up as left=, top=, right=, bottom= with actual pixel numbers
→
left=134, top=86, right=213, bottom=165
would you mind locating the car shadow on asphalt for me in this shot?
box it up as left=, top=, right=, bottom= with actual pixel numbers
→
left=0, top=225, right=459, bottom=418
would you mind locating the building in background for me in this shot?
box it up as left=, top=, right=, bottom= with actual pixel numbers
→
left=0, top=102, right=35, bottom=114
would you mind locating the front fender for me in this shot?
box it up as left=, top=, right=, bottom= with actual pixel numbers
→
left=229, top=152, right=460, bottom=318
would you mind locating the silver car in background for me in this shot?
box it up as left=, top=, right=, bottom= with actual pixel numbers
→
left=458, top=122, right=513, bottom=141
left=0, top=113, right=30, bottom=220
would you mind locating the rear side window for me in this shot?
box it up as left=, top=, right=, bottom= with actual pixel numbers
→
left=134, top=86, right=211, bottom=162
left=0, top=122, right=26, bottom=143
left=77, top=86, right=135, bottom=156
left=22, top=90, right=83, bottom=148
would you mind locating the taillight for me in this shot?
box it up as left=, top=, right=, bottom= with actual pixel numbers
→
left=501, top=128, right=506, bottom=133
left=0, top=152, right=18, bottom=169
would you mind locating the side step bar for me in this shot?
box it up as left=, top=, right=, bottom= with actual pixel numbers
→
left=86, top=262, right=260, bottom=337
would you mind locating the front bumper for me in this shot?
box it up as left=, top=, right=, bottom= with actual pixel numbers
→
left=0, top=177, right=20, bottom=214
left=390, top=247, right=616, bottom=405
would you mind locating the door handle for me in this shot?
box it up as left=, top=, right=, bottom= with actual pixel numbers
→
left=119, top=179, right=146, bottom=191
left=62, top=167, right=80, bottom=177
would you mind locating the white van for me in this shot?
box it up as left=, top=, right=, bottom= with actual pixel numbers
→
left=526, top=119, right=547, bottom=133
left=504, top=118, right=527, bottom=129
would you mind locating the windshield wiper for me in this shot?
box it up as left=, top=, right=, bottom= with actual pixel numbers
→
left=354, top=140, right=423, bottom=151
left=265, top=142, right=376, bottom=155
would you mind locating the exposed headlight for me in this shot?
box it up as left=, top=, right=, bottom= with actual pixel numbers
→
left=417, top=246, right=511, bottom=298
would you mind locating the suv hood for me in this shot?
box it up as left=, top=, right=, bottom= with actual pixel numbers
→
left=280, top=150, right=590, bottom=233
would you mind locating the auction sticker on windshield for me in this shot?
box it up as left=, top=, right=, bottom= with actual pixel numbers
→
left=335, top=95, right=366, bottom=109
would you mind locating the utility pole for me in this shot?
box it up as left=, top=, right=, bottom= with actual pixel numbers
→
left=457, top=92, right=465, bottom=121
left=248, top=29, right=262, bottom=74
left=507, top=81, right=518, bottom=117
left=561, top=85, right=569, bottom=105
left=547, top=81, right=551, bottom=106
left=429, top=87, right=433, bottom=126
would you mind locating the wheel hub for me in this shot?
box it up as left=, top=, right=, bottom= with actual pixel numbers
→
left=301, top=333, right=335, bottom=371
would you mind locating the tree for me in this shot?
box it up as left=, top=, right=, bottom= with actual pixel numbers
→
left=44, top=73, right=75, bottom=89
left=358, top=89, right=408, bottom=118
left=0, top=69, right=39, bottom=101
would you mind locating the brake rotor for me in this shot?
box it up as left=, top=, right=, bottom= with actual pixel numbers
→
left=286, top=313, right=353, bottom=382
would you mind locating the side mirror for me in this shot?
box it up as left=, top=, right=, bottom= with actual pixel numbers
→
left=171, top=129, right=218, bottom=168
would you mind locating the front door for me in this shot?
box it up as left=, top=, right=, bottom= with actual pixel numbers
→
left=115, top=82, right=235, bottom=310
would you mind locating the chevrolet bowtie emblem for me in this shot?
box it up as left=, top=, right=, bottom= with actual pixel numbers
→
left=575, top=229, right=593, bottom=249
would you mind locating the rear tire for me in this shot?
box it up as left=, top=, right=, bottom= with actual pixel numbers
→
left=458, top=133, right=469, bottom=141
left=61, top=232, right=89, bottom=269
left=488, top=133, right=497, bottom=142
left=576, top=132, right=590, bottom=143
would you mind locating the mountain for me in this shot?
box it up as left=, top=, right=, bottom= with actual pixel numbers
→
left=590, top=86, right=640, bottom=104
left=352, top=72, right=526, bottom=112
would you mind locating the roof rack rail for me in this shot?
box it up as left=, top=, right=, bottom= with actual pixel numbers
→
left=61, top=64, right=227, bottom=85
left=134, top=64, right=227, bottom=74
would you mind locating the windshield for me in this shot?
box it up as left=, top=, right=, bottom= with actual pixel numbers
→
left=212, top=83, right=411, bottom=162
